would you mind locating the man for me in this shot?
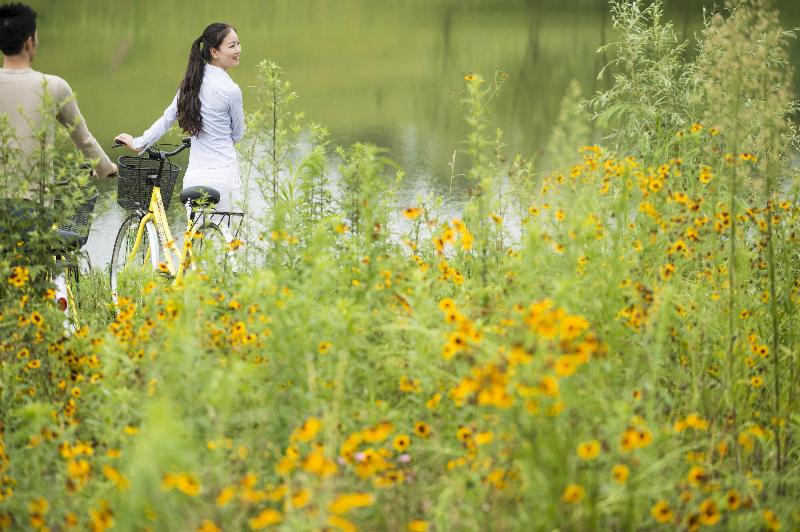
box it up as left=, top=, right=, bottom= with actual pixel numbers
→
left=0, top=2, right=117, bottom=183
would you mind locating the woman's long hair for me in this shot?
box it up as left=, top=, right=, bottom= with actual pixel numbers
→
left=177, top=23, right=233, bottom=136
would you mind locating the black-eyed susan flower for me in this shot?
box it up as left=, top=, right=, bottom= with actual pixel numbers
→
left=392, top=434, right=410, bottom=452
left=291, top=488, right=311, bottom=509
left=698, top=498, right=720, bottom=525
left=413, top=421, right=431, bottom=438
left=577, top=440, right=601, bottom=460
left=329, top=492, right=374, bottom=514
left=403, top=207, right=422, bottom=220
left=763, top=509, right=780, bottom=531
left=197, top=519, right=221, bottom=532
left=651, top=501, right=673, bottom=523
left=725, top=489, right=741, bottom=510
left=611, top=464, right=630, bottom=484
left=660, top=263, right=676, bottom=280
left=407, top=520, right=428, bottom=532
left=8, top=266, right=30, bottom=288
left=362, top=422, right=393, bottom=444
left=248, top=508, right=282, bottom=529
left=687, top=466, right=708, bottom=487
left=560, top=484, right=585, bottom=504
left=291, top=417, right=322, bottom=442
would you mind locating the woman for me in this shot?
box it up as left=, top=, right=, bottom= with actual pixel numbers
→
left=115, top=23, right=244, bottom=212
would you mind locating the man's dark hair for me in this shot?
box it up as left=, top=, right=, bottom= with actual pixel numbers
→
left=0, top=3, right=37, bottom=55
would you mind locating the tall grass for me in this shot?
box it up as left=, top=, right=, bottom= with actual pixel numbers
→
left=1, top=1, right=799, bottom=530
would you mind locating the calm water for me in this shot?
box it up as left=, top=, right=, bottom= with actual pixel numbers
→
left=23, top=0, right=800, bottom=266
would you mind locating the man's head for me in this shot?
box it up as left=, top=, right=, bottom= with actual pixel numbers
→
left=0, top=3, right=37, bottom=59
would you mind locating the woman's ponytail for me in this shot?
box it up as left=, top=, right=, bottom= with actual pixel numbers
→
left=177, top=23, right=233, bottom=136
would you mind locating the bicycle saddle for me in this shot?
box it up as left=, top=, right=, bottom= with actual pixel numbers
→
left=180, top=186, right=221, bottom=206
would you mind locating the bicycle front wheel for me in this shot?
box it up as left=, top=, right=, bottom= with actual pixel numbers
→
left=110, top=213, right=159, bottom=304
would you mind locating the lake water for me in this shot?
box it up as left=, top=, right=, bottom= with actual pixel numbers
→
left=22, top=0, right=800, bottom=267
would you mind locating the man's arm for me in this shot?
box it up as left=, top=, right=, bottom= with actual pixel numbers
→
left=53, top=78, right=117, bottom=178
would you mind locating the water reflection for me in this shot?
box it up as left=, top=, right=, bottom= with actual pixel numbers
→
left=21, top=0, right=800, bottom=266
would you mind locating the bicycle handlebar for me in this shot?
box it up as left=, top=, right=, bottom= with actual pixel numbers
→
left=113, top=137, right=191, bottom=160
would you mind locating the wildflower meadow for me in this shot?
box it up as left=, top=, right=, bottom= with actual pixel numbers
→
left=1, top=1, right=799, bottom=530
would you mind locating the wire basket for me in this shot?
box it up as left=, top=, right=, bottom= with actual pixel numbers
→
left=117, top=155, right=181, bottom=211
left=55, top=187, right=99, bottom=244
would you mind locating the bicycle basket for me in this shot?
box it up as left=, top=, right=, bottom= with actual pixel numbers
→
left=55, top=186, right=99, bottom=242
left=117, top=155, right=181, bottom=211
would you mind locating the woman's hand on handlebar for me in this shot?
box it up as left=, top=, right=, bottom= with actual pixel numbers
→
left=114, top=133, right=137, bottom=152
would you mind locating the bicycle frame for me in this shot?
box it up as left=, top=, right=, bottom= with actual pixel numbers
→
left=115, top=138, right=243, bottom=289
left=125, top=184, right=200, bottom=281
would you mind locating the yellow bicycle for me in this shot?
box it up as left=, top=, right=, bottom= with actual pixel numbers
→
left=110, top=138, right=242, bottom=303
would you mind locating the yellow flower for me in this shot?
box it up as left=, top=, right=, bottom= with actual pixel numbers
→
left=318, top=341, right=332, bottom=354
left=611, top=464, right=630, bottom=484
left=362, top=422, right=394, bottom=443
left=763, top=509, right=780, bottom=531
left=425, top=393, right=441, bottom=409
left=329, top=492, right=375, bottom=514
left=291, top=488, right=311, bottom=509
left=698, top=498, right=720, bottom=525
left=393, top=434, right=410, bottom=452
left=8, top=266, right=30, bottom=288
left=216, top=486, right=236, bottom=507
left=660, top=263, right=676, bottom=281
left=292, top=417, right=323, bottom=442
left=561, top=484, right=585, bottom=504
left=456, top=426, right=473, bottom=443
left=197, top=519, right=221, bottom=532
left=328, top=515, right=358, bottom=532
left=248, top=508, right=282, bottom=529
left=102, top=465, right=130, bottom=491
left=461, top=230, right=474, bottom=250
left=175, top=473, right=201, bottom=496
left=555, top=355, right=578, bottom=377
left=408, top=520, right=428, bottom=532
left=725, top=489, right=741, bottom=511
left=399, top=376, right=421, bottom=393
left=302, top=446, right=338, bottom=477
left=28, top=497, right=49, bottom=515
left=687, top=466, right=708, bottom=487
left=403, top=207, right=422, bottom=219
left=413, top=421, right=431, bottom=438
left=29, top=311, right=44, bottom=327
left=475, top=431, right=494, bottom=446
left=651, top=501, right=673, bottom=524
left=577, top=440, right=601, bottom=460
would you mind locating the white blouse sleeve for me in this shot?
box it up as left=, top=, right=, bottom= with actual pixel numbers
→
left=229, top=85, right=245, bottom=143
left=133, top=92, right=179, bottom=151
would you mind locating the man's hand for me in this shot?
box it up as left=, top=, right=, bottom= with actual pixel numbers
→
left=114, top=133, right=137, bottom=152
left=91, top=163, right=118, bottom=178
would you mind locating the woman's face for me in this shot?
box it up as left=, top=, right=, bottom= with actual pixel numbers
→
left=210, top=29, right=241, bottom=70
